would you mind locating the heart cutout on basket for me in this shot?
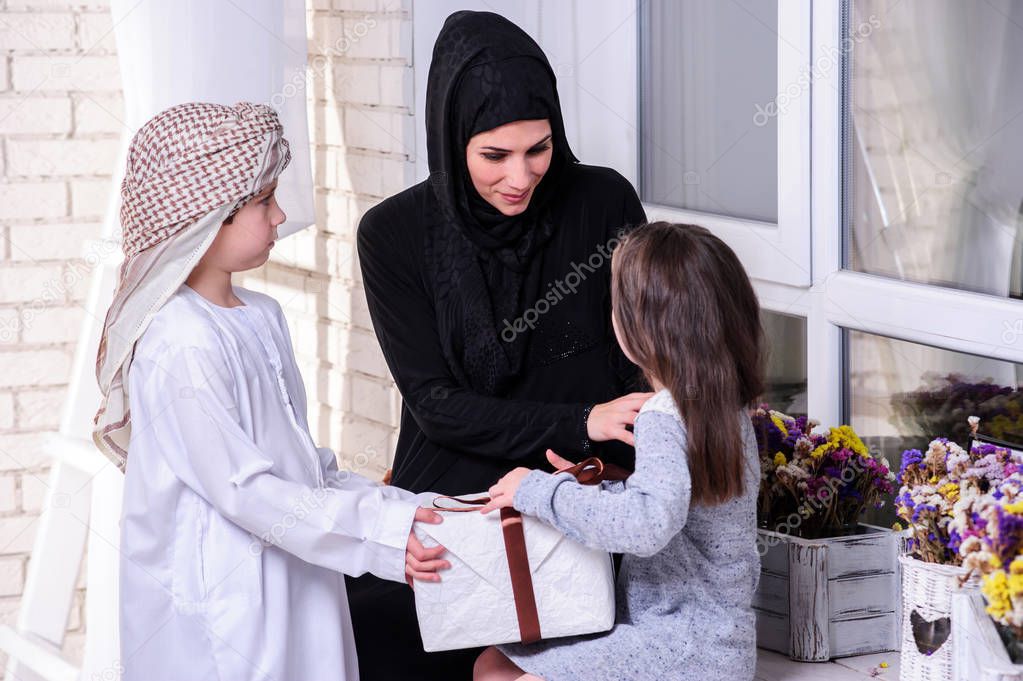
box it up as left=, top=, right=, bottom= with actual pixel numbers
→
left=910, top=610, right=951, bottom=655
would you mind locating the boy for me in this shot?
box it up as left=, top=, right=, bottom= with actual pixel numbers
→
left=94, top=102, right=446, bottom=681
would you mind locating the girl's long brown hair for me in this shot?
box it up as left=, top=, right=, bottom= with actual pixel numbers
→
left=611, top=222, right=764, bottom=505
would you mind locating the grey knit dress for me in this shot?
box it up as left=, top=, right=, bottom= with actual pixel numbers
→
left=499, top=389, right=760, bottom=681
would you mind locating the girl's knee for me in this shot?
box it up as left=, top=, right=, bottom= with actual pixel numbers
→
left=473, top=647, right=502, bottom=681
left=474, top=646, right=531, bottom=681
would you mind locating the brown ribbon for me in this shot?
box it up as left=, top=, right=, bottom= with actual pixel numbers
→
left=500, top=507, right=541, bottom=642
left=430, top=457, right=627, bottom=643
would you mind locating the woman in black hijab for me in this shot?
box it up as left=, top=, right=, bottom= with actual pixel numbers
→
left=346, top=10, right=649, bottom=680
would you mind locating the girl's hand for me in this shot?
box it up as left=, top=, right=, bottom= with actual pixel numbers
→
left=480, top=467, right=532, bottom=514
left=405, top=507, right=450, bottom=587
left=587, top=392, right=654, bottom=446
left=545, top=448, right=576, bottom=471
left=550, top=447, right=631, bottom=483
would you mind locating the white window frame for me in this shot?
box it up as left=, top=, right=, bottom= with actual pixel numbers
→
left=410, top=1, right=1023, bottom=429
left=808, top=0, right=1023, bottom=425
left=639, top=0, right=1023, bottom=425
left=640, top=0, right=813, bottom=288
left=412, top=0, right=812, bottom=286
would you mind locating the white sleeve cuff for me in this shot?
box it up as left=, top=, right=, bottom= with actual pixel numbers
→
left=371, top=497, right=418, bottom=551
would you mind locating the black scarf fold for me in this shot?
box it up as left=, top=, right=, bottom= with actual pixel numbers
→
left=423, top=11, right=579, bottom=396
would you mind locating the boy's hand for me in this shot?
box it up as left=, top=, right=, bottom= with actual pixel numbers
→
left=480, top=467, right=532, bottom=514
left=405, top=507, right=449, bottom=587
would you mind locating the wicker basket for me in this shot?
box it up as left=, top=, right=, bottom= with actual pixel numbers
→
left=900, top=555, right=978, bottom=681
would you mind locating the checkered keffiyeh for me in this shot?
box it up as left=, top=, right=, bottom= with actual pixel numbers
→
left=120, top=101, right=291, bottom=258
left=93, top=101, right=292, bottom=471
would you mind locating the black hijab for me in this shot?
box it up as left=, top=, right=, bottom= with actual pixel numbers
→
left=423, top=11, right=579, bottom=396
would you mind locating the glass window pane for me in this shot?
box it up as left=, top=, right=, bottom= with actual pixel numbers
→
left=845, top=0, right=1023, bottom=299
left=846, top=329, right=1023, bottom=523
left=639, top=0, right=778, bottom=223
left=761, top=311, right=807, bottom=416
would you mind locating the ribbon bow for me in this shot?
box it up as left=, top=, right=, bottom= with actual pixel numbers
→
left=430, top=457, right=626, bottom=511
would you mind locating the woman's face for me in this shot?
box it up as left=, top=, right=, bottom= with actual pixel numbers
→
left=465, top=119, right=553, bottom=216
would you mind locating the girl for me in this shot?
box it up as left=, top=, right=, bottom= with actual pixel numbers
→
left=476, top=222, right=764, bottom=681
left=93, top=102, right=447, bottom=681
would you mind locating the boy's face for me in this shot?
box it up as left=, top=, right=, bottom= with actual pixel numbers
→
left=204, top=181, right=286, bottom=272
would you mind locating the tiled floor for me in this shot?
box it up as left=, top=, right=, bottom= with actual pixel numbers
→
left=756, top=650, right=900, bottom=680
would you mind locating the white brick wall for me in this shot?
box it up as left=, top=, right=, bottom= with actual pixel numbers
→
left=0, top=0, right=413, bottom=673
left=0, top=0, right=121, bottom=672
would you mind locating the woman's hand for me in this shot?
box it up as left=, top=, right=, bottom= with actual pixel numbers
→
left=405, top=507, right=450, bottom=587
left=479, top=467, right=532, bottom=514
left=586, top=392, right=654, bottom=446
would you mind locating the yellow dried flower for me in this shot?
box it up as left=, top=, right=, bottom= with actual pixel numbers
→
left=770, top=414, right=788, bottom=438
left=1010, top=573, right=1023, bottom=600
left=938, top=482, right=960, bottom=502
left=984, top=571, right=1011, bottom=619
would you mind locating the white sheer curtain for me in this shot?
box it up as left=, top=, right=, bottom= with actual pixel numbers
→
left=109, top=0, right=313, bottom=239
left=922, top=1, right=1023, bottom=298
left=849, top=0, right=1023, bottom=299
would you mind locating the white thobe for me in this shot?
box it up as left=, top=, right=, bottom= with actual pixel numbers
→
left=119, top=284, right=426, bottom=681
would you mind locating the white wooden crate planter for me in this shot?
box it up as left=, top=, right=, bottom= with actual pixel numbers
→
left=952, top=589, right=1023, bottom=681
left=754, top=524, right=900, bottom=662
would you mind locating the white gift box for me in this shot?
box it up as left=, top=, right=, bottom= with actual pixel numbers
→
left=412, top=495, right=616, bottom=652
